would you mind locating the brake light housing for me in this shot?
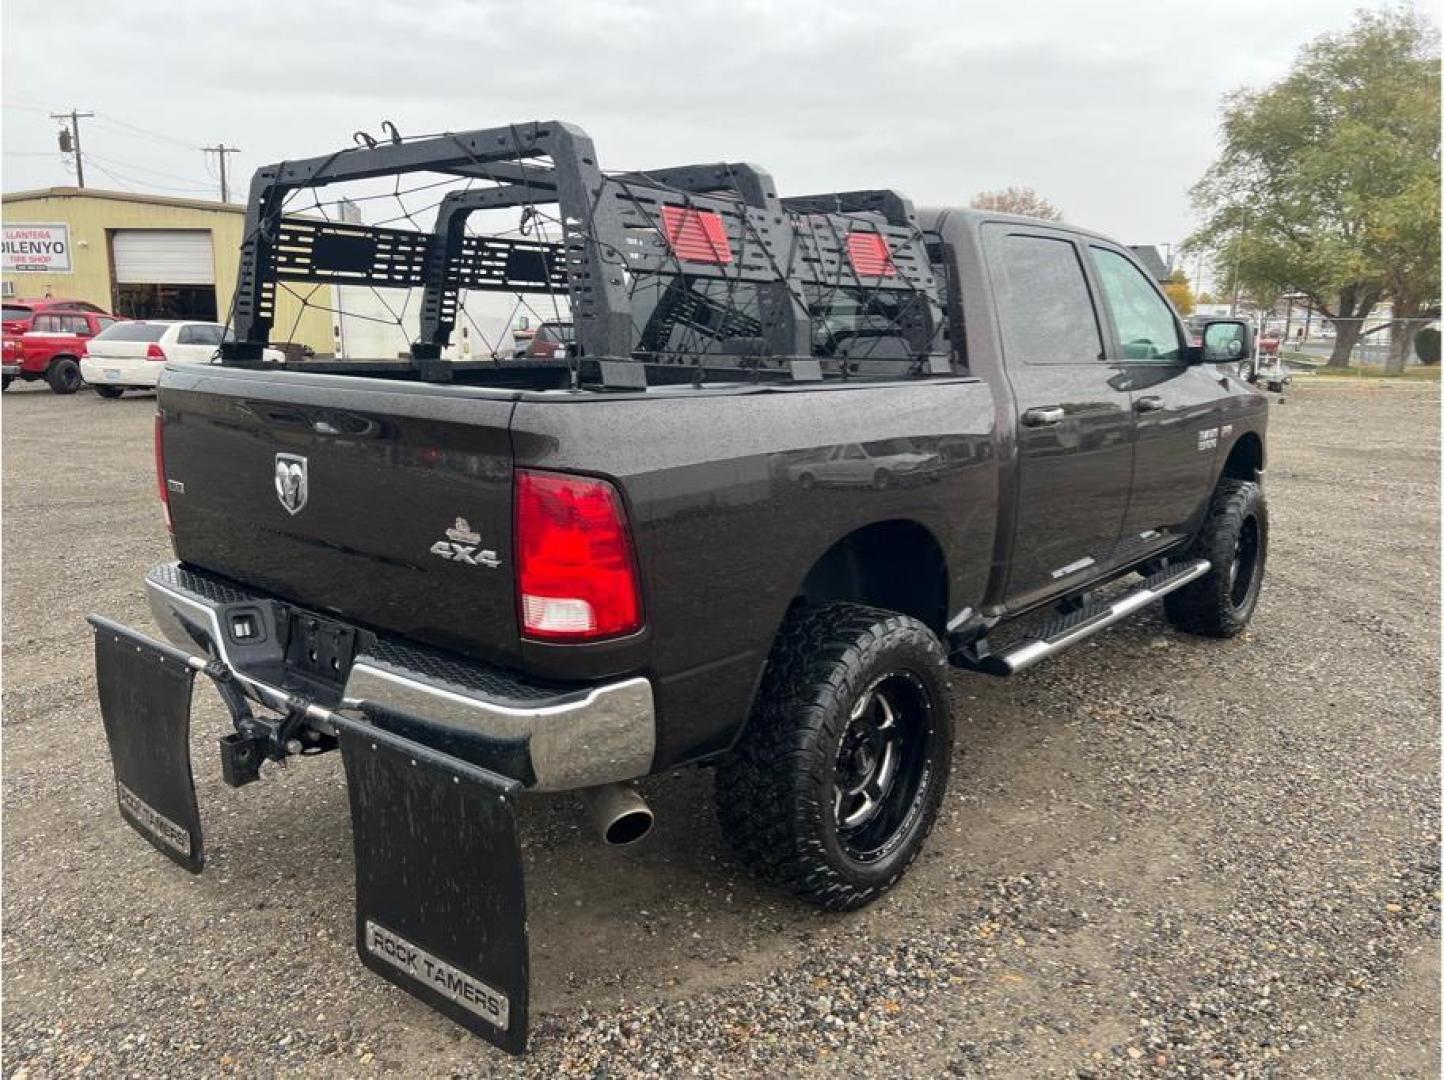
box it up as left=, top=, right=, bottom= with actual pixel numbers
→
left=154, top=412, right=173, bottom=534
left=146, top=343, right=167, bottom=361
left=514, top=469, right=642, bottom=641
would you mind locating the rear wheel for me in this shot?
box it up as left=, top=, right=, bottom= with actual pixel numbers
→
left=46, top=357, right=82, bottom=395
left=2, top=376, right=11, bottom=391
left=93, top=385, right=125, bottom=399
left=1164, top=478, right=1267, bottom=637
left=716, top=602, right=953, bottom=910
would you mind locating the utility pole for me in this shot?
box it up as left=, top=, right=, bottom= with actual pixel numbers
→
left=203, top=144, right=241, bottom=203
left=51, top=110, right=94, bottom=188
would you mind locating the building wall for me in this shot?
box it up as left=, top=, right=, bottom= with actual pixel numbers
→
left=1, top=190, right=331, bottom=352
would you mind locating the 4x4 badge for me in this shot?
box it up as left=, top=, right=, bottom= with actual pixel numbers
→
left=432, top=517, right=500, bottom=568
left=274, top=453, right=308, bottom=516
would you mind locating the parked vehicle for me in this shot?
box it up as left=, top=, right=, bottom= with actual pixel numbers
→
left=523, top=320, right=575, bottom=359
left=2, top=296, right=105, bottom=336
left=4, top=308, right=123, bottom=393
left=89, top=123, right=1269, bottom=1055
left=79, top=321, right=283, bottom=397
left=786, top=439, right=942, bottom=488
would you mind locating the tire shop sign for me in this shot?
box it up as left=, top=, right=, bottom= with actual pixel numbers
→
left=2, top=223, right=72, bottom=273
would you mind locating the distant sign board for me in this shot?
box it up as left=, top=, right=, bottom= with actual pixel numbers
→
left=2, top=223, right=72, bottom=273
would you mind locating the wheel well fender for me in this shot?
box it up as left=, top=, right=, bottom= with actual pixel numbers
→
left=793, top=519, right=949, bottom=634
left=734, top=519, right=950, bottom=742
left=1220, top=431, right=1264, bottom=482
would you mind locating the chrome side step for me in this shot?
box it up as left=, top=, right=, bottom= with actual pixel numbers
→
left=961, top=559, right=1211, bottom=676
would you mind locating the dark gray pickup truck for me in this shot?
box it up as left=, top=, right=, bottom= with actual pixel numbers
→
left=89, top=121, right=1267, bottom=1053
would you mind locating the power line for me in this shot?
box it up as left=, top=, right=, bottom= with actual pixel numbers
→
left=49, top=109, right=94, bottom=188
left=85, top=150, right=214, bottom=189
left=90, top=110, right=201, bottom=150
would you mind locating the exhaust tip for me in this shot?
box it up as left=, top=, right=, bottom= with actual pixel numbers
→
left=603, top=807, right=654, bottom=846
left=583, top=783, right=654, bottom=846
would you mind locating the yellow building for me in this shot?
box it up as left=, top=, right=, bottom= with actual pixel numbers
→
left=1, top=188, right=331, bottom=353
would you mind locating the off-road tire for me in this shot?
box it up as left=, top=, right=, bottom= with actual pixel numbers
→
left=46, top=357, right=82, bottom=395
left=93, top=385, right=125, bottom=399
left=1164, top=478, right=1267, bottom=637
left=715, top=602, right=953, bottom=911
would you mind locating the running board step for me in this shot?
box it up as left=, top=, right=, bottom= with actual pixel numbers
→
left=963, top=559, right=1211, bottom=676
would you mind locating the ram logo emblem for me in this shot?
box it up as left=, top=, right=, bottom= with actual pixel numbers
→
left=274, top=453, right=308, bottom=515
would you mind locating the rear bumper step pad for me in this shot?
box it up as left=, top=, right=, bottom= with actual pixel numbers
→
left=87, top=614, right=531, bottom=1054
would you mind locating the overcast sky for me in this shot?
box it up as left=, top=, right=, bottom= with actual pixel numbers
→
left=2, top=0, right=1426, bottom=287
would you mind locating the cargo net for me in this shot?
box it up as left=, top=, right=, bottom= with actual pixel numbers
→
left=226, top=124, right=952, bottom=381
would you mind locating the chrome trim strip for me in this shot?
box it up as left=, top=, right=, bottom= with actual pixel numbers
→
left=1049, top=555, right=1096, bottom=580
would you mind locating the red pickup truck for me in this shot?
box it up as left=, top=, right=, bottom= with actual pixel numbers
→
left=2, top=308, right=123, bottom=394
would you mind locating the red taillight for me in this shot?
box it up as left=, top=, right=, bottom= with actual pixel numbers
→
left=146, top=343, right=167, bottom=361
left=154, top=412, right=173, bottom=534
left=514, top=469, right=642, bottom=641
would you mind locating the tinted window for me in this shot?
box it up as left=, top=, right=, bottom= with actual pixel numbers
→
left=3, top=305, right=33, bottom=322
left=991, top=233, right=1102, bottom=364
left=64, top=315, right=92, bottom=334
left=95, top=322, right=167, bottom=343
left=179, top=324, right=223, bottom=346
left=1091, top=247, right=1181, bottom=361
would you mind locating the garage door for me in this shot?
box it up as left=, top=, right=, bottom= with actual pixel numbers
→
left=112, top=230, right=215, bottom=284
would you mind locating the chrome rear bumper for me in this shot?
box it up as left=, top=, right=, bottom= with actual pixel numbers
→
left=144, top=562, right=655, bottom=791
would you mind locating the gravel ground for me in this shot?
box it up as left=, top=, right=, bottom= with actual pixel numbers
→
left=2, top=379, right=1438, bottom=1078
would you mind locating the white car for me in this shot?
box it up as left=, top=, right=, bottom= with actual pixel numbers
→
left=80, top=321, right=283, bottom=397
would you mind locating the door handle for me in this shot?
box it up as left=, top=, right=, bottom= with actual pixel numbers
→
left=1021, top=406, right=1065, bottom=427
left=1134, top=395, right=1165, bottom=414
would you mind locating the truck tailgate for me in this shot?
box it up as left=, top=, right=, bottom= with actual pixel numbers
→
left=158, top=366, right=522, bottom=665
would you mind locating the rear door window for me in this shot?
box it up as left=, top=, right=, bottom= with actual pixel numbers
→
left=178, top=324, right=223, bottom=346
left=988, top=231, right=1103, bottom=364
left=31, top=315, right=60, bottom=333
left=1090, top=247, right=1182, bottom=361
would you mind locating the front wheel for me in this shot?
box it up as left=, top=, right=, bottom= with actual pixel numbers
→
left=1164, top=478, right=1268, bottom=637
left=93, top=385, right=125, bottom=399
left=716, top=603, right=953, bottom=911
left=46, top=357, right=82, bottom=395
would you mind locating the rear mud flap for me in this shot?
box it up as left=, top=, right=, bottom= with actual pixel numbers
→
left=93, top=623, right=204, bottom=872
left=88, top=616, right=532, bottom=1054
left=339, top=727, right=529, bottom=1054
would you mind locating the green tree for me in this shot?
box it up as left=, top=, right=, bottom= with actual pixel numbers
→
left=970, top=186, right=1064, bottom=222
left=1187, top=8, right=1440, bottom=369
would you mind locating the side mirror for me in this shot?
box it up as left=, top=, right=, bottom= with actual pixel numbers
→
left=1200, top=319, right=1253, bottom=363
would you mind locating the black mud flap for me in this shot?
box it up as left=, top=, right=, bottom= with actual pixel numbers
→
left=91, top=620, right=204, bottom=873
left=338, top=724, right=529, bottom=1055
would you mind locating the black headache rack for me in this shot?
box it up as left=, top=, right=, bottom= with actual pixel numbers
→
left=219, top=120, right=954, bottom=387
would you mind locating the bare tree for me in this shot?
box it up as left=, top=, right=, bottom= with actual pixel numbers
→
left=969, top=186, right=1064, bottom=222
